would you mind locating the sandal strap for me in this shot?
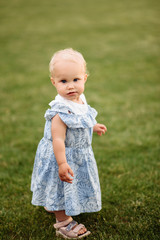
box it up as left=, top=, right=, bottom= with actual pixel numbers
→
left=59, top=223, right=87, bottom=238
left=54, top=217, right=73, bottom=229
left=65, top=220, right=78, bottom=232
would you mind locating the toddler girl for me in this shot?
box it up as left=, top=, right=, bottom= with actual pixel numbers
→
left=31, top=48, right=107, bottom=239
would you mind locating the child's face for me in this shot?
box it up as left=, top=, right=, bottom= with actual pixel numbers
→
left=51, top=60, right=87, bottom=103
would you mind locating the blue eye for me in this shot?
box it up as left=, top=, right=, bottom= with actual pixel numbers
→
left=73, top=78, right=78, bottom=82
left=61, top=80, right=66, bottom=83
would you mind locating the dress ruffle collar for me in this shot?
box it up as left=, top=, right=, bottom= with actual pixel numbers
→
left=44, top=94, right=97, bottom=128
left=49, top=94, right=88, bottom=115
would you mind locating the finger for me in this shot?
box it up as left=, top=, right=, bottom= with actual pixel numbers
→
left=100, top=128, right=105, bottom=133
left=65, top=172, right=74, bottom=182
left=60, top=175, right=73, bottom=183
left=101, top=126, right=107, bottom=133
left=97, top=132, right=102, bottom=136
left=60, top=177, right=73, bottom=184
left=66, top=179, right=73, bottom=183
left=68, top=168, right=74, bottom=177
left=101, top=125, right=107, bottom=131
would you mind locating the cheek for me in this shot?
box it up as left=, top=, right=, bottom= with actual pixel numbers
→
left=77, top=84, right=85, bottom=94
left=58, top=86, right=65, bottom=93
left=55, top=84, right=64, bottom=93
left=80, top=83, right=85, bottom=90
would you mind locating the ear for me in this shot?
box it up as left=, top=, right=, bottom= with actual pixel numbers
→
left=50, top=77, right=56, bottom=86
left=84, top=74, right=88, bottom=83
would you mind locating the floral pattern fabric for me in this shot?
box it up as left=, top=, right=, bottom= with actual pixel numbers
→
left=31, top=98, right=101, bottom=216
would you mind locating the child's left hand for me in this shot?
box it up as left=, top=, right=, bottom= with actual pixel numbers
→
left=93, top=123, right=107, bottom=136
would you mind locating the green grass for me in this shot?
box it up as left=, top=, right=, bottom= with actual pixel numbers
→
left=0, top=0, right=160, bottom=239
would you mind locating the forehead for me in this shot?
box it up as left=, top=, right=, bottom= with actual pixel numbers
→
left=54, top=60, right=85, bottom=77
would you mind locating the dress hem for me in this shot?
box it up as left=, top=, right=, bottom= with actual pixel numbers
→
left=31, top=201, right=102, bottom=216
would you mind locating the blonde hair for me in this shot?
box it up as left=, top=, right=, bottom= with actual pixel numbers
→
left=49, top=48, right=88, bottom=77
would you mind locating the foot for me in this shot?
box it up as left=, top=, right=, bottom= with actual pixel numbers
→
left=54, top=218, right=90, bottom=239
left=73, top=225, right=87, bottom=235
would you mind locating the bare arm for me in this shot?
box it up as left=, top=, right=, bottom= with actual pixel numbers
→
left=51, top=114, right=74, bottom=183
left=93, top=123, right=107, bottom=136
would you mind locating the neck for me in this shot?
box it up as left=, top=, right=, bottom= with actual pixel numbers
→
left=71, top=98, right=83, bottom=104
left=58, top=94, right=84, bottom=104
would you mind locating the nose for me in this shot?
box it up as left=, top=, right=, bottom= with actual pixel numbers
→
left=67, top=82, right=74, bottom=89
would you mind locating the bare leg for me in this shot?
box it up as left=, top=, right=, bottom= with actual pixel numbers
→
left=54, top=210, right=70, bottom=222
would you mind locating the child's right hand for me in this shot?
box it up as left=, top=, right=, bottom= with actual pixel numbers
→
left=58, top=163, right=74, bottom=184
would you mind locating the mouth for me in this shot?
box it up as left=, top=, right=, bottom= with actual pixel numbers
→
left=67, top=92, right=77, bottom=96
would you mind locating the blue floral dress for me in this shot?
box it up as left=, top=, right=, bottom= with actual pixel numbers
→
left=31, top=94, right=101, bottom=216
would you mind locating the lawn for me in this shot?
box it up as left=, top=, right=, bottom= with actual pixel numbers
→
left=0, top=0, right=160, bottom=239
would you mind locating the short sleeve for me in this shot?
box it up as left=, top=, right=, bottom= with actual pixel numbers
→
left=44, top=102, right=97, bottom=128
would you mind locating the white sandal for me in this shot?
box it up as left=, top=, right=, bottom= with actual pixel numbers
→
left=54, top=217, right=91, bottom=239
